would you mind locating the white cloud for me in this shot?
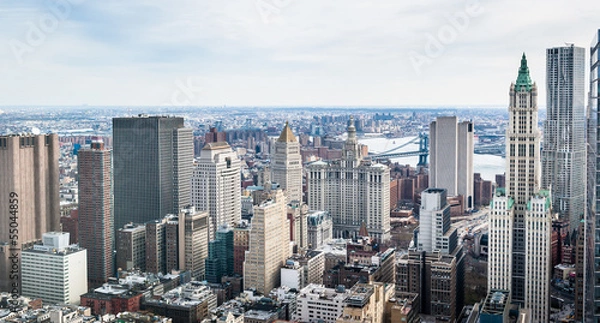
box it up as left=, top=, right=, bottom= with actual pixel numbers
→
left=0, top=0, right=598, bottom=106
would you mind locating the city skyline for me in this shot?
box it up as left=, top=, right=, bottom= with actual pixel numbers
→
left=0, top=1, right=598, bottom=107
left=0, top=2, right=599, bottom=321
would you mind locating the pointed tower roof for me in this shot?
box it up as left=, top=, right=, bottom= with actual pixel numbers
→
left=277, top=121, right=297, bottom=143
left=359, top=221, right=369, bottom=238
left=515, top=53, right=533, bottom=92
left=347, top=116, right=357, bottom=141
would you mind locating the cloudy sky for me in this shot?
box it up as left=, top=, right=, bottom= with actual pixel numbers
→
left=0, top=0, right=598, bottom=107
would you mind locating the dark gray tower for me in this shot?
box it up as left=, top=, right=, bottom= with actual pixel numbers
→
left=113, top=115, right=193, bottom=233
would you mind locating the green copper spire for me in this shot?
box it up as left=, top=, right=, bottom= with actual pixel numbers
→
left=515, top=53, right=533, bottom=92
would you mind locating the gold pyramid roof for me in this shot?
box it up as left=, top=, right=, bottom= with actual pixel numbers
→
left=277, top=121, right=297, bottom=143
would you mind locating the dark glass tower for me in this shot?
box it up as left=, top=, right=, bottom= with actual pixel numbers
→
left=113, top=115, right=193, bottom=233
left=205, top=225, right=234, bottom=283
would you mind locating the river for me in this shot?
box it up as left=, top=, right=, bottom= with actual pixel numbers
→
left=359, top=136, right=505, bottom=182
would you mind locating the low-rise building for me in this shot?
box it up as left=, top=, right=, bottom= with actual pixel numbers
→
left=80, top=284, right=143, bottom=316
left=294, top=284, right=347, bottom=323
left=336, top=283, right=387, bottom=323
left=280, top=251, right=325, bottom=290
left=141, top=281, right=217, bottom=323
left=307, top=211, right=332, bottom=250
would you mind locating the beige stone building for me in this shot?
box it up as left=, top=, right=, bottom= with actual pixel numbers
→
left=272, top=122, right=303, bottom=204
left=244, top=189, right=291, bottom=294
left=336, top=283, right=389, bottom=323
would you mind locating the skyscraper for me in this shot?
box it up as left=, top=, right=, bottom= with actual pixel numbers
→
left=397, top=188, right=464, bottom=321
left=179, top=207, right=209, bottom=280
left=0, top=134, right=60, bottom=293
left=205, top=224, right=234, bottom=283
left=116, top=223, right=146, bottom=271
left=192, top=131, right=241, bottom=240
left=113, top=115, right=193, bottom=233
left=287, top=201, right=308, bottom=252
left=590, top=28, right=600, bottom=323
left=306, top=117, right=390, bottom=242
left=77, top=139, right=114, bottom=287
left=244, top=188, right=291, bottom=294
left=542, top=45, right=586, bottom=232
left=415, top=188, right=458, bottom=254
left=487, top=54, right=552, bottom=322
left=429, top=116, right=474, bottom=210
left=272, top=122, right=303, bottom=203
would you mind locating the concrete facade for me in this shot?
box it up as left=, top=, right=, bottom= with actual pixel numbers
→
left=192, top=139, right=241, bottom=241
left=429, top=116, right=474, bottom=210
left=306, top=117, right=390, bottom=242
left=0, top=134, right=60, bottom=293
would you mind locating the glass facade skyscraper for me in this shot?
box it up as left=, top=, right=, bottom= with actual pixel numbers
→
left=590, top=29, right=600, bottom=322
left=113, top=115, right=193, bottom=233
left=542, top=45, right=586, bottom=233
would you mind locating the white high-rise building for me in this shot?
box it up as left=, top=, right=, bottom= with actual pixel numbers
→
left=21, top=232, right=87, bottom=305
left=306, top=117, right=390, bottom=242
left=192, top=140, right=241, bottom=240
left=542, top=45, right=586, bottom=233
left=244, top=188, right=291, bottom=294
left=487, top=54, right=552, bottom=323
left=429, top=116, right=474, bottom=210
left=417, top=188, right=458, bottom=254
left=272, top=122, right=303, bottom=203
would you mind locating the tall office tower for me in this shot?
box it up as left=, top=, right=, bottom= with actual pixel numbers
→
left=192, top=132, right=241, bottom=241
left=429, top=116, right=474, bottom=210
left=21, top=232, right=87, bottom=305
left=205, top=224, right=234, bottom=283
left=591, top=29, right=600, bottom=323
left=415, top=188, right=458, bottom=254
left=244, top=189, right=291, bottom=294
left=574, top=220, right=585, bottom=321
left=145, top=217, right=168, bottom=274
left=165, top=217, right=180, bottom=273
left=113, top=115, right=193, bottom=234
left=397, top=188, right=464, bottom=321
left=396, top=250, right=464, bottom=322
left=233, top=221, right=251, bottom=276
left=272, top=122, right=303, bottom=203
left=0, top=134, right=60, bottom=292
left=179, top=207, right=209, bottom=280
left=116, top=224, right=146, bottom=271
left=306, top=117, right=391, bottom=242
left=77, top=140, right=113, bottom=287
left=287, top=201, right=308, bottom=252
left=143, top=208, right=208, bottom=278
left=487, top=54, right=552, bottom=322
left=542, top=45, right=586, bottom=232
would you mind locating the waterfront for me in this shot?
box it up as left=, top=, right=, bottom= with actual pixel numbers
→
left=360, top=136, right=505, bottom=182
